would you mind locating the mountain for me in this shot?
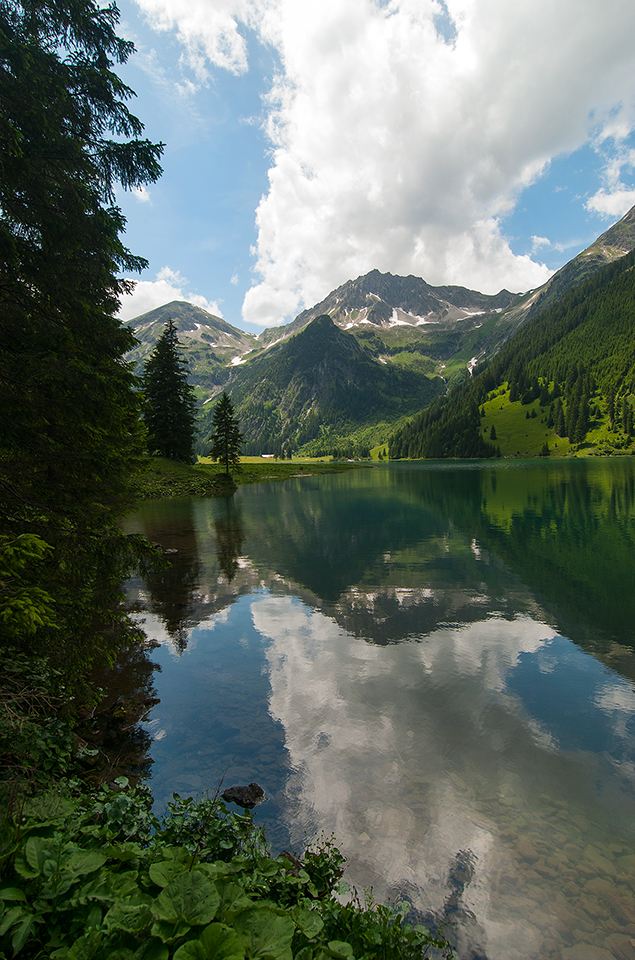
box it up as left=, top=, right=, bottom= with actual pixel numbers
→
left=257, top=207, right=635, bottom=384
left=127, top=206, right=635, bottom=457
left=256, top=271, right=536, bottom=388
left=260, top=271, right=520, bottom=341
left=203, top=314, right=445, bottom=456
left=125, top=301, right=257, bottom=392
left=389, top=248, right=635, bottom=460
left=523, top=204, right=635, bottom=323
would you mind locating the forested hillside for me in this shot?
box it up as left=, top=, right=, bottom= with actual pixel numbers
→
left=523, top=204, right=635, bottom=324
left=202, top=314, right=445, bottom=457
left=389, top=251, right=635, bottom=459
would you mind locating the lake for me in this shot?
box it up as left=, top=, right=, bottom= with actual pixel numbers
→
left=124, top=459, right=635, bottom=960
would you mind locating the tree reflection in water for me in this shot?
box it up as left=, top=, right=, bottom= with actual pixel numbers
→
left=142, top=501, right=201, bottom=654
left=213, top=496, right=245, bottom=583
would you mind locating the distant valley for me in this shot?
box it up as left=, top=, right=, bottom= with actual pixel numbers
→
left=127, top=205, right=635, bottom=458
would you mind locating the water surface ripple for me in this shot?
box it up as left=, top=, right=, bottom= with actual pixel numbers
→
left=125, top=460, right=635, bottom=960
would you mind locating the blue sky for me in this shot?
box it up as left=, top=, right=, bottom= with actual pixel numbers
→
left=115, top=0, right=635, bottom=334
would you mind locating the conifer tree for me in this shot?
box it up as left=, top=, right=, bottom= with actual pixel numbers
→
left=142, top=320, right=197, bottom=462
left=1, top=0, right=163, bottom=519
left=209, top=392, right=244, bottom=476
left=0, top=0, right=163, bottom=673
left=554, top=398, right=566, bottom=436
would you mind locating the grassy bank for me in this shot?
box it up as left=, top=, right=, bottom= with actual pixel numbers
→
left=132, top=457, right=371, bottom=501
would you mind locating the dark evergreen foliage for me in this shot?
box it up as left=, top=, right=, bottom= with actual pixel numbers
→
left=0, top=0, right=163, bottom=675
left=142, top=319, right=197, bottom=462
left=209, top=392, right=244, bottom=476
left=389, top=250, right=635, bottom=458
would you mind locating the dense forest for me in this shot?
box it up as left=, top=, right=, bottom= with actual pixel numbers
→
left=389, top=250, right=635, bottom=459
left=0, top=0, right=163, bottom=687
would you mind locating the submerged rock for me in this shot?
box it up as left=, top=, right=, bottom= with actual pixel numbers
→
left=221, top=782, right=265, bottom=808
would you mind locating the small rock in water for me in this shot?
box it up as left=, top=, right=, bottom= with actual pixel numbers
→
left=516, top=837, right=539, bottom=862
left=221, top=782, right=265, bottom=809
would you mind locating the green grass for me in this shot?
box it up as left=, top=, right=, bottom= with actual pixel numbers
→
left=133, top=455, right=369, bottom=501
left=479, top=387, right=635, bottom=458
left=480, top=391, right=568, bottom=457
left=370, top=443, right=389, bottom=460
left=386, top=351, right=438, bottom=376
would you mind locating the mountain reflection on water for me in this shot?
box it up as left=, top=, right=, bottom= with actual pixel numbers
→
left=124, top=461, right=635, bottom=960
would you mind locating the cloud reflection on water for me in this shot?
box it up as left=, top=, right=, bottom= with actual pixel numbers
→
left=252, top=594, right=564, bottom=959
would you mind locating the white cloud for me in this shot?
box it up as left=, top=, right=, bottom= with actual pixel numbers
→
left=118, top=266, right=223, bottom=321
left=531, top=236, right=551, bottom=252
left=585, top=140, right=635, bottom=219
left=132, top=185, right=152, bottom=203
left=131, top=0, right=635, bottom=326
left=134, top=0, right=252, bottom=78
left=586, top=188, right=635, bottom=219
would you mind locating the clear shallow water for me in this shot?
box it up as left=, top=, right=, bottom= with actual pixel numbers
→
left=125, top=460, right=635, bottom=960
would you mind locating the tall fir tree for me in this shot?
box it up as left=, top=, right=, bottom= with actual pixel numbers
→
left=0, top=0, right=163, bottom=675
left=209, top=392, right=244, bottom=476
left=142, top=319, right=197, bottom=462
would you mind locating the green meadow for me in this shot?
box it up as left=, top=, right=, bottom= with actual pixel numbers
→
left=479, top=384, right=635, bottom=459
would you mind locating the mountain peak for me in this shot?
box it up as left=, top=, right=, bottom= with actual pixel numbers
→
left=593, top=203, right=635, bottom=254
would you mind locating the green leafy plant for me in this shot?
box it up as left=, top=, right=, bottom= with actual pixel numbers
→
left=0, top=781, right=453, bottom=960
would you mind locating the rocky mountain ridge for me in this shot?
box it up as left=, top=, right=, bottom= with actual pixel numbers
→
left=126, top=205, right=635, bottom=454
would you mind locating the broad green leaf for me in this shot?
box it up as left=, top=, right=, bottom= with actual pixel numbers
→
left=66, top=849, right=107, bottom=877
left=86, top=905, right=102, bottom=929
left=11, top=914, right=39, bottom=955
left=65, top=930, right=103, bottom=960
left=290, top=905, right=324, bottom=940
left=104, top=843, right=144, bottom=863
left=107, top=872, right=144, bottom=901
left=149, top=859, right=189, bottom=889
left=153, top=872, right=220, bottom=927
left=21, top=793, right=74, bottom=824
left=293, top=949, right=314, bottom=960
left=73, top=874, right=112, bottom=905
left=16, top=837, right=58, bottom=878
left=326, top=942, right=355, bottom=959
left=233, top=907, right=295, bottom=960
left=294, top=947, right=316, bottom=960
left=215, top=881, right=253, bottom=923
left=0, top=905, right=27, bottom=936
left=150, top=918, right=190, bottom=944
left=173, top=923, right=243, bottom=960
left=0, top=886, right=27, bottom=902
left=105, top=900, right=153, bottom=934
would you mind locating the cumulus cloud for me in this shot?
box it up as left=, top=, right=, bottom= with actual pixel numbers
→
left=132, top=0, right=635, bottom=326
left=586, top=188, right=635, bottom=219
left=132, top=185, right=152, bottom=203
left=134, top=0, right=252, bottom=78
left=585, top=140, right=635, bottom=218
left=118, top=266, right=223, bottom=321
